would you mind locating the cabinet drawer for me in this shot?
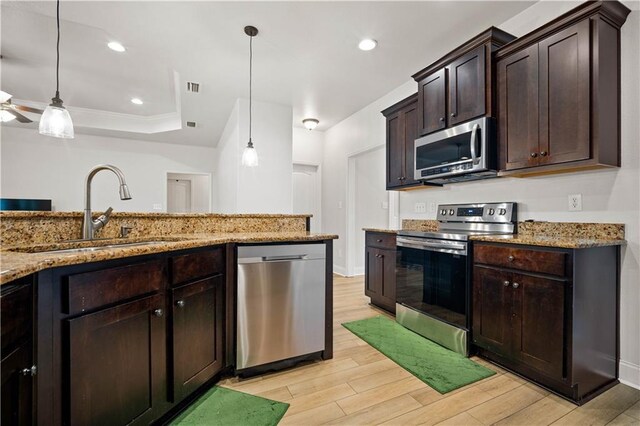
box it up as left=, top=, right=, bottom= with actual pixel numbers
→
left=366, top=232, right=396, bottom=250
left=64, top=260, right=165, bottom=315
left=474, top=244, right=568, bottom=277
left=171, top=248, right=224, bottom=285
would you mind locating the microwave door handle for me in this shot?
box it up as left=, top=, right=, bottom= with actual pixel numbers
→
left=470, top=123, right=480, bottom=165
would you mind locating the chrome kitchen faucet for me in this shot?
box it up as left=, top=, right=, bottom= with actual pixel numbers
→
left=82, top=164, right=132, bottom=240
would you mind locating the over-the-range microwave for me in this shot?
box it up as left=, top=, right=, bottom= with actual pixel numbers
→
left=414, top=116, right=497, bottom=185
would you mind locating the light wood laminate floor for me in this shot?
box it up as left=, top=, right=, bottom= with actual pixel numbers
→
left=221, top=275, right=640, bottom=425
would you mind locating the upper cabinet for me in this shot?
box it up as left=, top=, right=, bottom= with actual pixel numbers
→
left=497, top=1, right=631, bottom=176
left=412, top=28, right=516, bottom=136
left=382, top=93, right=421, bottom=190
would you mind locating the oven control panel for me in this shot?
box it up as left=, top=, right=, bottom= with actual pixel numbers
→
left=437, top=202, right=517, bottom=223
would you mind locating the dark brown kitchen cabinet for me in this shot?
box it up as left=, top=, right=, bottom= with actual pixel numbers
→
left=473, top=242, right=620, bottom=404
left=364, top=232, right=396, bottom=313
left=413, top=28, right=515, bottom=136
left=497, top=1, right=630, bottom=176
left=66, top=294, right=166, bottom=426
left=1, top=278, right=34, bottom=426
left=382, top=94, right=420, bottom=190
left=171, top=275, right=224, bottom=402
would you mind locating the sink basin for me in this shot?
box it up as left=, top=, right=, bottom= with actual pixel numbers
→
left=5, top=240, right=170, bottom=254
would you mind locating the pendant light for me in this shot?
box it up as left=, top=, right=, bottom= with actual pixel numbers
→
left=39, top=0, right=74, bottom=139
left=241, top=26, right=259, bottom=167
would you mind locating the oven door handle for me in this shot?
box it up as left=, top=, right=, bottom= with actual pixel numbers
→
left=397, top=238, right=467, bottom=255
left=470, top=123, right=480, bottom=165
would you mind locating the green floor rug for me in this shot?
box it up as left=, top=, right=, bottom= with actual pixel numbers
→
left=171, top=386, right=289, bottom=426
left=343, top=316, right=495, bottom=393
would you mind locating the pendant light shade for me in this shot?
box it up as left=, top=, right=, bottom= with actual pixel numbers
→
left=242, top=25, right=259, bottom=167
left=39, top=0, right=74, bottom=139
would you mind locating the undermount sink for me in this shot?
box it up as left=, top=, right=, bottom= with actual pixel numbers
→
left=6, top=240, right=170, bottom=254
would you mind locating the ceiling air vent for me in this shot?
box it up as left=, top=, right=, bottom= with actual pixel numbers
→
left=186, top=82, right=200, bottom=93
left=186, top=121, right=197, bottom=128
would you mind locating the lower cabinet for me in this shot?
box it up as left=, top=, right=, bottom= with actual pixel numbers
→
left=171, top=275, right=224, bottom=402
left=66, top=294, right=166, bottom=426
left=364, top=232, right=397, bottom=313
left=1, top=278, right=34, bottom=426
left=472, top=242, right=619, bottom=404
left=32, top=246, right=226, bottom=425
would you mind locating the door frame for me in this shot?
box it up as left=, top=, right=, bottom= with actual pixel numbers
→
left=165, top=171, right=212, bottom=213
left=292, top=162, right=322, bottom=233
left=346, top=145, right=399, bottom=277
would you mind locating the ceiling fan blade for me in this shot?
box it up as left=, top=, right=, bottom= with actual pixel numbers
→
left=9, top=110, right=33, bottom=123
left=0, top=90, right=12, bottom=103
left=13, top=104, right=44, bottom=114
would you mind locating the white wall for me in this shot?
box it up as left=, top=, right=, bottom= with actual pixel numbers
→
left=0, top=126, right=216, bottom=212
left=293, top=126, right=324, bottom=166
left=216, top=99, right=294, bottom=214
left=322, top=2, right=640, bottom=386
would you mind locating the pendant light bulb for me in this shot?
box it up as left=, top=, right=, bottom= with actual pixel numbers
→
left=242, top=140, right=259, bottom=167
left=242, top=26, right=259, bottom=167
left=39, top=0, right=74, bottom=139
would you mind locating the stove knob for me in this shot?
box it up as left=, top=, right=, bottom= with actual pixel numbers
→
left=440, top=209, right=447, bottom=215
left=449, top=209, right=455, bottom=216
left=488, top=208, right=495, bottom=215
left=499, top=208, right=507, bottom=215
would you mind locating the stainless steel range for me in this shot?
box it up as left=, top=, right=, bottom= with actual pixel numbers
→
left=395, top=202, right=517, bottom=355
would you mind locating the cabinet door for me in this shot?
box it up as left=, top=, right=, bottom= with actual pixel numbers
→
left=498, top=44, right=540, bottom=170
left=386, top=112, right=404, bottom=189
left=448, top=46, right=486, bottom=126
left=512, top=273, right=566, bottom=380
left=365, top=247, right=380, bottom=298
left=378, top=249, right=397, bottom=313
left=66, top=294, right=166, bottom=426
left=472, top=267, right=512, bottom=357
left=172, top=276, right=224, bottom=402
left=539, top=20, right=590, bottom=166
left=1, top=343, right=33, bottom=426
left=417, top=69, right=446, bottom=135
left=402, top=102, right=420, bottom=186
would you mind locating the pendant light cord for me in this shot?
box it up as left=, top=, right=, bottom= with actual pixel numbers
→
left=55, top=0, right=60, bottom=99
left=249, top=34, right=253, bottom=143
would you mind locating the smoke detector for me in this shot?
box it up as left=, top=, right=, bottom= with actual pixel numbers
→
left=186, top=82, right=200, bottom=93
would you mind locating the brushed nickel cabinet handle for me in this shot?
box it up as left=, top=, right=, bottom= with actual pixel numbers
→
left=530, top=152, right=538, bottom=158
left=540, top=151, right=548, bottom=157
left=503, top=280, right=510, bottom=287
left=508, top=255, right=515, bottom=262
left=153, top=308, right=163, bottom=317
left=512, top=282, right=520, bottom=289
left=176, top=300, right=185, bottom=308
left=21, top=365, right=37, bottom=377
left=439, top=117, right=445, bottom=122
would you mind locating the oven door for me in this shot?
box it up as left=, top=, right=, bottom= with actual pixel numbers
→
left=395, top=236, right=469, bottom=330
left=414, top=117, right=493, bottom=181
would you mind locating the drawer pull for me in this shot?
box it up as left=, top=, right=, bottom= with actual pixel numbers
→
left=176, top=300, right=185, bottom=308
left=153, top=308, right=164, bottom=317
left=503, top=280, right=510, bottom=287
left=512, top=282, right=520, bottom=289
left=507, top=255, right=515, bottom=262
left=377, top=239, right=383, bottom=243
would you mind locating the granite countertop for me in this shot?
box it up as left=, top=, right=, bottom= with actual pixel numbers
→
left=0, top=232, right=338, bottom=285
left=468, top=234, right=625, bottom=249
left=362, top=228, right=399, bottom=234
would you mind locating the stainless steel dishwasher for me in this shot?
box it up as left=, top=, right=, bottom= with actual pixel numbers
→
left=236, top=243, right=326, bottom=370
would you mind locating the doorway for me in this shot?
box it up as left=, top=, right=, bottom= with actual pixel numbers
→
left=292, top=164, right=321, bottom=232
left=166, top=172, right=211, bottom=213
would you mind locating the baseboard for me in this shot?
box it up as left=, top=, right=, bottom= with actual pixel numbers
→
left=333, top=265, right=348, bottom=277
left=619, top=359, right=640, bottom=389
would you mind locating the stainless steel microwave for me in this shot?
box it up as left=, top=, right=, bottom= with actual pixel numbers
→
left=414, top=117, right=497, bottom=184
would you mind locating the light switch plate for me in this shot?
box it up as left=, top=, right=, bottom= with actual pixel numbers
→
left=428, top=202, right=436, bottom=213
left=381, top=201, right=389, bottom=210
left=568, top=194, right=582, bottom=211
left=415, top=202, right=426, bottom=213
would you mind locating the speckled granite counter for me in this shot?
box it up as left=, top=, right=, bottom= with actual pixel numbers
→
left=362, top=228, right=398, bottom=234
left=363, top=220, right=625, bottom=249
left=0, top=231, right=338, bottom=285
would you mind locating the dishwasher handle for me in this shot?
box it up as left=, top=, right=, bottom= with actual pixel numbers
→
left=262, top=255, right=308, bottom=262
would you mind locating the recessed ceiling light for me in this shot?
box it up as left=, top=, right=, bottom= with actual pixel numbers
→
left=358, top=39, right=377, bottom=51
left=302, top=118, right=319, bottom=130
left=131, top=98, right=143, bottom=105
left=107, top=41, right=126, bottom=52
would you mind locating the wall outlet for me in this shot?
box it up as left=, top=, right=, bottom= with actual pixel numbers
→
left=338, top=201, right=343, bottom=209
left=428, top=202, right=436, bottom=213
left=414, top=202, right=426, bottom=213
left=153, top=203, right=163, bottom=210
left=568, top=194, right=582, bottom=211
left=381, top=201, right=389, bottom=210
